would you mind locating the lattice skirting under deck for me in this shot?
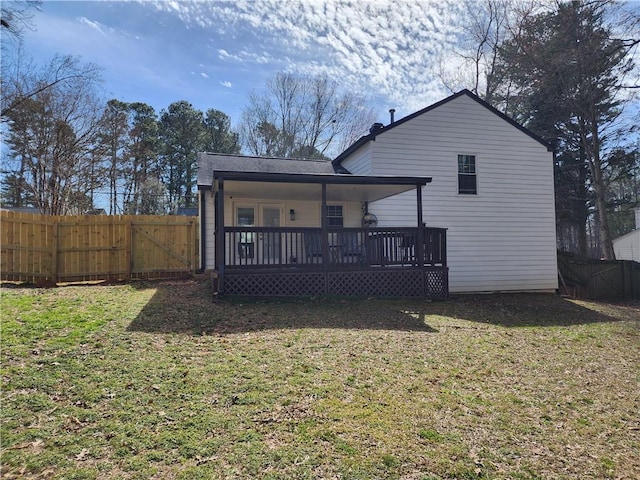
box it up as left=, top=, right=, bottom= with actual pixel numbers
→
left=224, top=271, right=326, bottom=296
left=222, top=267, right=448, bottom=299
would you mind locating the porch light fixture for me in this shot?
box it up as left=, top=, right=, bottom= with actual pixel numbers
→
left=289, top=209, right=295, bottom=221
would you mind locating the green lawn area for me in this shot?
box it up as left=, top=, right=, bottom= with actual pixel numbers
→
left=1, top=280, right=639, bottom=479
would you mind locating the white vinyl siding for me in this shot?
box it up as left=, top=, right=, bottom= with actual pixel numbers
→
left=613, top=230, right=640, bottom=261
left=202, top=190, right=216, bottom=271
left=366, top=93, right=557, bottom=293
left=457, top=154, right=477, bottom=195
left=341, top=143, right=373, bottom=175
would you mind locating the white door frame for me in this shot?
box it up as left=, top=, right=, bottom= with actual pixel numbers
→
left=233, top=203, right=284, bottom=264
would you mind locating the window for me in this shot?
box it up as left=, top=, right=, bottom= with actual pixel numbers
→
left=236, top=207, right=255, bottom=244
left=326, top=205, right=344, bottom=227
left=458, top=154, right=477, bottom=194
left=236, top=207, right=255, bottom=227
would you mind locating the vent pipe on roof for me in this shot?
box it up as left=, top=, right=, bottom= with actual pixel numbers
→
left=389, top=108, right=395, bottom=124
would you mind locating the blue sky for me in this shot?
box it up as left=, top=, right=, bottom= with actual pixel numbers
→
left=13, top=0, right=470, bottom=127
left=7, top=0, right=640, bottom=132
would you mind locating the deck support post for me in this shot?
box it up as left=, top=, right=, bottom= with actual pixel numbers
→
left=321, top=183, right=329, bottom=267
left=416, top=185, right=426, bottom=296
left=216, top=178, right=225, bottom=294
left=321, top=183, right=330, bottom=292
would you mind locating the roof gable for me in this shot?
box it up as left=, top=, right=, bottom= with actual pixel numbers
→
left=333, top=89, right=553, bottom=167
left=613, top=228, right=640, bottom=244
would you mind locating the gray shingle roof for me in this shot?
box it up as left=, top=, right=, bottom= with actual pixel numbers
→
left=197, top=153, right=336, bottom=187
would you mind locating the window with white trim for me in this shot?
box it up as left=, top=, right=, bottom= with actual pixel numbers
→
left=326, top=205, right=344, bottom=227
left=458, top=154, right=477, bottom=195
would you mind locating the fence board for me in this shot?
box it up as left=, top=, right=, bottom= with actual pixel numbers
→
left=0, top=212, right=198, bottom=283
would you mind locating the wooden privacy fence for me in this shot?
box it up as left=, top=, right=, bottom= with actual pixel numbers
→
left=557, top=251, right=640, bottom=300
left=1, top=212, right=199, bottom=283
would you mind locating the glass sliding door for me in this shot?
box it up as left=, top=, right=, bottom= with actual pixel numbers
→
left=236, top=206, right=255, bottom=260
left=260, top=205, right=282, bottom=264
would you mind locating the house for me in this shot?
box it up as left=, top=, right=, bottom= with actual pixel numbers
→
left=613, top=208, right=640, bottom=262
left=197, top=89, right=557, bottom=297
left=333, top=89, right=558, bottom=293
left=0, top=206, right=41, bottom=214
left=175, top=207, right=198, bottom=216
left=197, top=154, right=447, bottom=298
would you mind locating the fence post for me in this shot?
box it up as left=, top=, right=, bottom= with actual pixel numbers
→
left=125, top=216, right=132, bottom=280
left=187, top=218, right=193, bottom=272
left=51, top=218, right=59, bottom=283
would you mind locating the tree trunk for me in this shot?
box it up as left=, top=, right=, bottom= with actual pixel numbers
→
left=588, top=138, right=616, bottom=260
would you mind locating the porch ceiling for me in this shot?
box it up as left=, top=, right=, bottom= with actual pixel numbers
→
left=215, top=171, right=432, bottom=203
left=224, top=181, right=421, bottom=202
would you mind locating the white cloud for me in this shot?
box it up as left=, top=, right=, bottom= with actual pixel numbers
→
left=78, top=17, right=108, bottom=37
left=217, top=49, right=242, bottom=62
left=146, top=0, right=467, bottom=113
left=220, top=81, right=233, bottom=88
left=201, top=72, right=209, bottom=79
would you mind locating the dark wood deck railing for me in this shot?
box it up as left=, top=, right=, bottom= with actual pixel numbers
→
left=223, top=226, right=446, bottom=270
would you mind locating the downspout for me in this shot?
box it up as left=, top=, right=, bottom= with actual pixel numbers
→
left=198, top=189, right=206, bottom=272
left=416, top=184, right=424, bottom=256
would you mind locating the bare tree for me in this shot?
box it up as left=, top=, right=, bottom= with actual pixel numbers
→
left=3, top=55, right=105, bottom=214
left=0, top=0, right=40, bottom=41
left=239, top=73, right=377, bottom=159
left=1, top=52, right=103, bottom=122
left=436, top=0, right=543, bottom=105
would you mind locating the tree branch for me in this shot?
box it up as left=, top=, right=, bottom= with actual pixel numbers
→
left=1, top=73, right=85, bottom=118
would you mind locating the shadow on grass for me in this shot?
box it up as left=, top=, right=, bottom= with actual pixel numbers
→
left=127, top=280, right=439, bottom=335
left=423, top=293, right=637, bottom=328
left=126, top=281, right=637, bottom=335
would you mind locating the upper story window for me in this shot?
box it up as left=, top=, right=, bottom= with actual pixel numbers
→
left=326, top=205, right=344, bottom=227
left=458, top=154, right=477, bottom=195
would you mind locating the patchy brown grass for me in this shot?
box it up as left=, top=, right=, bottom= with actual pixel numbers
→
left=2, top=279, right=639, bottom=479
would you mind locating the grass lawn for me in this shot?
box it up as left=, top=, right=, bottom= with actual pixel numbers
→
left=1, top=280, right=639, bottom=479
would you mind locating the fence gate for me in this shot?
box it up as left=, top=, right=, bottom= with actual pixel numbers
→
left=558, top=251, right=640, bottom=300
left=130, top=219, right=196, bottom=278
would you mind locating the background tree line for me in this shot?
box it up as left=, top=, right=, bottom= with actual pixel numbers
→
left=1, top=56, right=241, bottom=215
left=1, top=2, right=374, bottom=215
left=441, top=0, right=639, bottom=259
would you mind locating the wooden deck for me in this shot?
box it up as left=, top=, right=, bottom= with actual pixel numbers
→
left=215, top=227, right=448, bottom=298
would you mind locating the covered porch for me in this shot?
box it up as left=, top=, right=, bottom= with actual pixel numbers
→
left=210, top=171, right=448, bottom=298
